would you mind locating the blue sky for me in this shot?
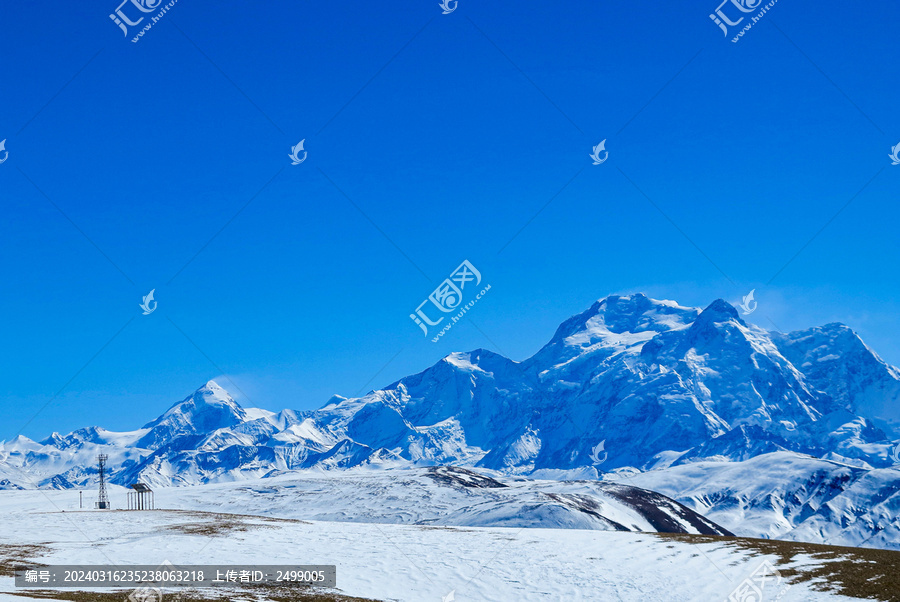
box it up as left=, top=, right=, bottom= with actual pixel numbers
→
left=1, top=0, right=898, bottom=440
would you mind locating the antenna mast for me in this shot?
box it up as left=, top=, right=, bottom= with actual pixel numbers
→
left=95, top=454, right=110, bottom=509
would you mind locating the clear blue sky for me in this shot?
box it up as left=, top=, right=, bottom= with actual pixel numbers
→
left=1, top=0, right=898, bottom=440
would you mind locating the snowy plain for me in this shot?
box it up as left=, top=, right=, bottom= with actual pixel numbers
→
left=0, top=485, right=864, bottom=602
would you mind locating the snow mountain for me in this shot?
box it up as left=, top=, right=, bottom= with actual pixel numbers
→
left=2, top=293, right=899, bottom=548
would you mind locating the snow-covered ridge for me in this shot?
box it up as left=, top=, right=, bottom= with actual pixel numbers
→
left=133, top=466, right=732, bottom=536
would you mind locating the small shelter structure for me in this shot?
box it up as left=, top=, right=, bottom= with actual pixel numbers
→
left=127, top=482, right=154, bottom=510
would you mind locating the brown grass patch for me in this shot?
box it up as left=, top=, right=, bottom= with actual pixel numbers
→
left=657, top=532, right=900, bottom=601
left=0, top=544, right=50, bottom=577
left=162, top=510, right=306, bottom=537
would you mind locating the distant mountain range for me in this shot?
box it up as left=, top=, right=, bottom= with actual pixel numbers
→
left=2, top=294, right=899, bottom=548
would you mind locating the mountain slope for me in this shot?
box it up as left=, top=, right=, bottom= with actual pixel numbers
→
left=627, top=451, right=900, bottom=551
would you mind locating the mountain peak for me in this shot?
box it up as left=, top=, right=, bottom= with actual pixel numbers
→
left=697, top=298, right=743, bottom=325
left=38, top=432, right=64, bottom=447
left=444, top=349, right=505, bottom=366
left=544, top=294, right=698, bottom=346
left=525, top=294, right=700, bottom=368
left=201, top=379, right=225, bottom=394
left=182, top=379, right=245, bottom=412
left=137, top=381, right=248, bottom=448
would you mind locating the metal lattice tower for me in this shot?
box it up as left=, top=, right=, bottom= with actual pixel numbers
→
left=95, top=454, right=110, bottom=509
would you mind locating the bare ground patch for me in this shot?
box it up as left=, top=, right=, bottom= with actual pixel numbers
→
left=160, top=510, right=310, bottom=525
left=0, top=544, right=51, bottom=577
left=162, top=510, right=309, bottom=537
left=657, top=532, right=900, bottom=601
